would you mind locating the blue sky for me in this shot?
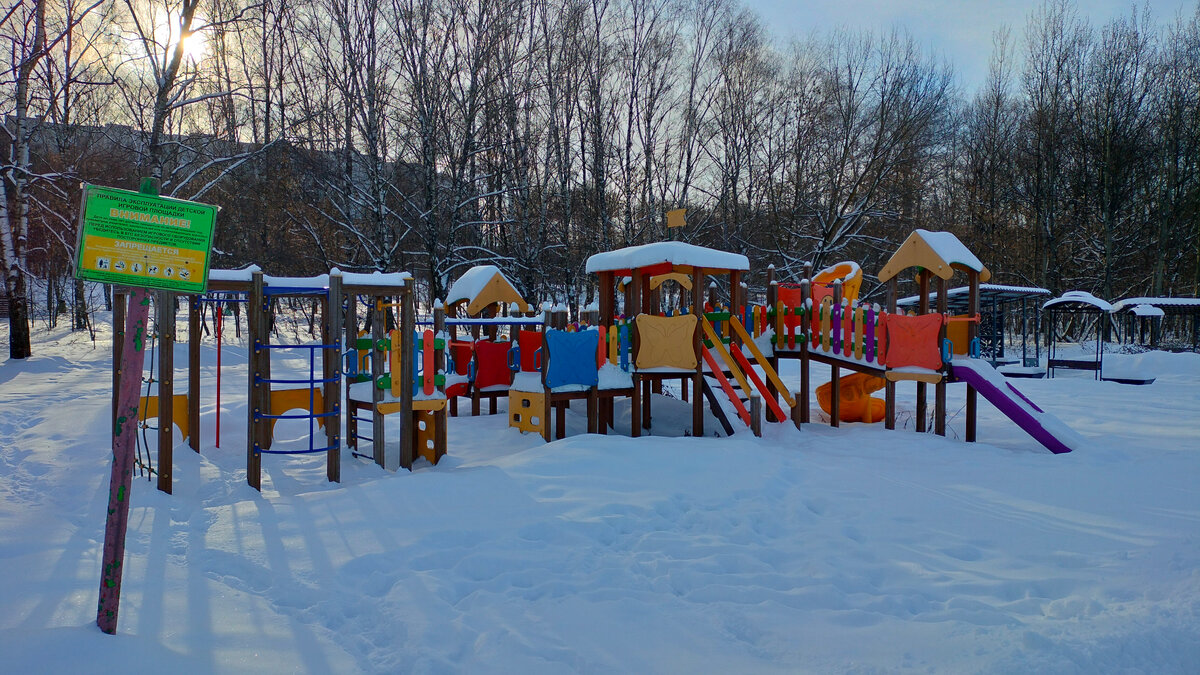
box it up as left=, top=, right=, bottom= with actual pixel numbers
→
left=742, top=0, right=1197, bottom=93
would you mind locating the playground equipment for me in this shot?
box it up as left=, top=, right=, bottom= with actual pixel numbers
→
left=444, top=265, right=535, bottom=415
left=586, top=241, right=798, bottom=438
left=507, top=308, right=637, bottom=440
left=898, top=284, right=1050, bottom=370
left=758, top=230, right=1080, bottom=454
left=121, top=266, right=443, bottom=493
left=343, top=287, right=448, bottom=470
left=816, top=373, right=885, bottom=423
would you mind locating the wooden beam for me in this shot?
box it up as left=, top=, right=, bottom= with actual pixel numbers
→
left=247, top=272, right=263, bottom=491
left=326, top=274, right=342, bottom=482
left=156, top=290, right=174, bottom=494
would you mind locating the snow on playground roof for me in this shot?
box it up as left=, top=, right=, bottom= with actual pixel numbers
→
left=209, top=265, right=261, bottom=282
left=1130, top=304, right=1166, bottom=317
left=446, top=265, right=529, bottom=315
left=897, top=284, right=1050, bottom=310
left=1110, top=296, right=1200, bottom=314
left=207, top=267, right=411, bottom=288
left=332, top=268, right=412, bottom=287
left=585, top=241, right=749, bottom=273
left=877, top=230, right=991, bottom=283
left=264, top=274, right=330, bottom=288
left=1043, top=291, right=1114, bottom=312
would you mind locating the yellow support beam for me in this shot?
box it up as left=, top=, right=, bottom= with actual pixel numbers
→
left=727, top=317, right=796, bottom=408
left=701, top=318, right=755, bottom=404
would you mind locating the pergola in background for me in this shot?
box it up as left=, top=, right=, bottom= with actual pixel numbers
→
left=1042, top=291, right=1113, bottom=380
left=1109, top=297, right=1200, bottom=352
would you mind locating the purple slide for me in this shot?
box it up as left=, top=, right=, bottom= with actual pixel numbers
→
left=949, top=358, right=1082, bottom=454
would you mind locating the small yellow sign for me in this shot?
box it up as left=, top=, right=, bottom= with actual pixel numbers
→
left=667, top=208, right=686, bottom=229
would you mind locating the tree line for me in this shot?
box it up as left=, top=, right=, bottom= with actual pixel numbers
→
left=3, top=0, right=1198, bottom=358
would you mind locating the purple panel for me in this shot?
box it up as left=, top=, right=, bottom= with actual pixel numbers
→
left=866, top=306, right=876, bottom=362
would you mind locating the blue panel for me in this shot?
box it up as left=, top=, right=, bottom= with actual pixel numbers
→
left=545, top=329, right=599, bottom=389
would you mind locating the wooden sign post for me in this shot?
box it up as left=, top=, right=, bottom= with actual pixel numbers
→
left=91, top=179, right=217, bottom=634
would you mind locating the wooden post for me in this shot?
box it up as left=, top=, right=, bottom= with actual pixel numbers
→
left=399, top=289, right=416, bottom=469
left=800, top=278, right=811, bottom=425
left=156, top=290, right=174, bottom=494
left=691, top=265, right=704, bottom=437
left=247, top=271, right=264, bottom=490
left=966, top=273, right=979, bottom=442
left=916, top=270, right=929, bottom=433
left=96, top=287, right=151, bottom=634
left=935, top=276, right=947, bottom=437
left=765, top=266, right=779, bottom=423
left=885, top=278, right=897, bottom=430
left=830, top=282, right=841, bottom=428
left=188, top=295, right=200, bottom=452
left=371, top=297, right=386, bottom=466
left=750, top=392, right=762, bottom=438
left=630, top=271, right=643, bottom=438
left=326, top=274, right=342, bottom=482
left=344, top=290, right=358, bottom=450
left=638, top=279, right=652, bottom=429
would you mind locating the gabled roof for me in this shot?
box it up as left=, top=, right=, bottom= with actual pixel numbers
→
left=586, top=242, right=749, bottom=274
left=877, top=230, right=991, bottom=283
left=446, top=265, right=529, bottom=315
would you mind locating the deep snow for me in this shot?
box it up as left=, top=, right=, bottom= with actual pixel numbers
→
left=1, top=313, right=1199, bottom=673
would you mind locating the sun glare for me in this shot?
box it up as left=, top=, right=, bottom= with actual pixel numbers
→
left=149, top=11, right=208, bottom=64
left=180, top=30, right=207, bottom=63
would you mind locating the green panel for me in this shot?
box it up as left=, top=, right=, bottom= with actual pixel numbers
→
left=74, top=185, right=217, bottom=293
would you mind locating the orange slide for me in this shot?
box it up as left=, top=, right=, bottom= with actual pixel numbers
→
left=816, top=372, right=886, bottom=423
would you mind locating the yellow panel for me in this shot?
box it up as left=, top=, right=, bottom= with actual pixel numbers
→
left=466, top=274, right=530, bottom=316
left=414, top=409, right=442, bottom=464
left=266, top=388, right=326, bottom=441
left=635, top=314, right=698, bottom=370
left=650, top=272, right=693, bottom=291
left=885, top=371, right=944, bottom=383
left=666, top=208, right=686, bottom=228
left=813, top=262, right=863, bottom=304
left=877, top=231, right=992, bottom=283
left=138, top=393, right=191, bottom=443
left=946, top=315, right=970, bottom=355
left=508, top=390, right=546, bottom=436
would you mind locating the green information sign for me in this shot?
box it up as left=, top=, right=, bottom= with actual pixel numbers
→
left=74, top=185, right=218, bottom=294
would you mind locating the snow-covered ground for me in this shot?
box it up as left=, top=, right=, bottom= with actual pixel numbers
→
left=2, top=314, right=1198, bottom=673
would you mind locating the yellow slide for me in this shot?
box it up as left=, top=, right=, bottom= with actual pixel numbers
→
left=816, top=372, right=886, bottom=423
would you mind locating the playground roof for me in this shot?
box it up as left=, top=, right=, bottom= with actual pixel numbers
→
left=1110, top=296, right=1200, bottom=315
left=1043, top=291, right=1113, bottom=312
left=333, top=269, right=412, bottom=288
left=877, top=230, right=991, bottom=283
left=586, top=241, right=749, bottom=274
left=209, top=265, right=262, bottom=282
left=206, top=266, right=413, bottom=294
left=897, top=284, right=1049, bottom=312
left=446, top=265, right=529, bottom=315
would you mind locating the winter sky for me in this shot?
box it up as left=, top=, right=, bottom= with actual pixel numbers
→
left=744, top=0, right=1198, bottom=94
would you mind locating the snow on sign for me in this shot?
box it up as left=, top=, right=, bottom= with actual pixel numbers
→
left=74, top=185, right=217, bottom=294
